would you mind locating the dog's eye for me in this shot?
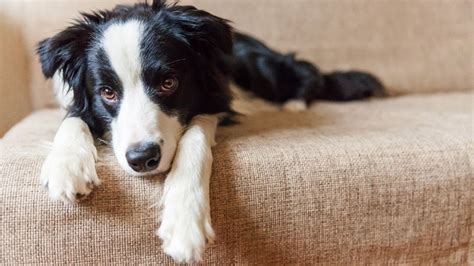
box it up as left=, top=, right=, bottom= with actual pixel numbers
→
left=100, top=86, right=118, bottom=102
left=159, top=77, right=179, bottom=95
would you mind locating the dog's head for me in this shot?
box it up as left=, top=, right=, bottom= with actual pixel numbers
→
left=37, top=0, right=232, bottom=175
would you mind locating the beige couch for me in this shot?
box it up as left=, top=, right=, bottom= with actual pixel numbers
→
left=1, top=0, right=472, bottom=264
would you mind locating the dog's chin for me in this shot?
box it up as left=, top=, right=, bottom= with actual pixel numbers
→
left=123, top=166, right=170, bottom=177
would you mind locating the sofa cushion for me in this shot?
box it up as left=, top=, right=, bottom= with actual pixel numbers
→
left=0, top=92, right=472, bottom=264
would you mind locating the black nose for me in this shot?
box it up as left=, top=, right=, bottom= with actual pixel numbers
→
left=126, top=142, right=161, bottom=173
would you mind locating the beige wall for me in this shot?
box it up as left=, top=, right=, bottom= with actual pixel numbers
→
left=0, top=6, right=31, bottom=136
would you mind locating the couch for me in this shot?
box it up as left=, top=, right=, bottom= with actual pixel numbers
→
left=0, top=0, right=472, bottom=264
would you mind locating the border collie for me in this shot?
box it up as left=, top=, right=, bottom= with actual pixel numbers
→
left=37, top=0, right=384, bottom=262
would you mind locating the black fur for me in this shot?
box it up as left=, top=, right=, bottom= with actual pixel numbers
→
left=37, top=0, right=385, bottom=138
left=231, top=32, right=385, bottom=104
left=37, top=0, right=233, bottom=137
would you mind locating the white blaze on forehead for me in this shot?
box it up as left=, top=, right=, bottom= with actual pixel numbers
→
left=102, top=20, right=143, bottom=88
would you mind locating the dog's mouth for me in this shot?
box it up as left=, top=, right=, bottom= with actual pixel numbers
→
left=130, top=167, right=171, bottom=178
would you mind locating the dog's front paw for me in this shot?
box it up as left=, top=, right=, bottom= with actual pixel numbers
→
left=157, top=197, right=215, bottom=263
left=40, top=146, right=100, bottom=203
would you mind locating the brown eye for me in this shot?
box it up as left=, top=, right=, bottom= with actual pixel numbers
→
left=100, top=86, right=118, bottom=102
left=160, top=77, right=179, bottom=94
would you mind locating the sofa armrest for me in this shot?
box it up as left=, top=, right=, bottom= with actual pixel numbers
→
left=0, top=10, right=32, bottom=137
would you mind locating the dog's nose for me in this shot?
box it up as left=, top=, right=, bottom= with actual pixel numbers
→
left=126, top=142, right=161, bottom=173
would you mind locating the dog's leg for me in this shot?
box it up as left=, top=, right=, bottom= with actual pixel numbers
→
left=41, top=117, right=100, bottom=203
left=157, top=115, right=218, bottom=263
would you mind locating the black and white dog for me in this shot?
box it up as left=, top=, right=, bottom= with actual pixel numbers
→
left=37, top=0, right=383, bottom=262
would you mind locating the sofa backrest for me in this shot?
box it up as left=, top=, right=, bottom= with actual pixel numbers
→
left=1, top=0, right=472, bottom=110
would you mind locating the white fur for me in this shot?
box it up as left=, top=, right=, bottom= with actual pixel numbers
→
left=102, top=21, right=143, bottom=89
left=157, top=115, right=218, bottom=263
left=40, top=117, right=100, bottom=203
left=282, top=99, right=307, bottom=112
left=52, top=71, right=73, bottom=109
left=102, top=21, right=184, bottom=175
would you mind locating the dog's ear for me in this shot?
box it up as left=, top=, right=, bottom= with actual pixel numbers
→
left=37, top=23, right=94, bottom=90
left=37, top=12, right=111, bottom=118
left=168, top=6, right=233, bottom=61
left=166, top=6, right=233, bottom=114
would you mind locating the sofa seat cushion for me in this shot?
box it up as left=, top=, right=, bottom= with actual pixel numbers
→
left=0, top=91, right=472, bottom=264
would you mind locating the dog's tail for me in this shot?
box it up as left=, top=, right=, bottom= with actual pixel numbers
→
left=317, top=70, right=387, bottom=101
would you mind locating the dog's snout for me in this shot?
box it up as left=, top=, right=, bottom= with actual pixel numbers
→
left=126, top=142, right=161, bottom=173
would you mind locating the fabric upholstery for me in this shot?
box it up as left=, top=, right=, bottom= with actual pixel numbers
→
left=0, top=0, right=472, bottom=110
left=1, top=91, right=472, bottom=264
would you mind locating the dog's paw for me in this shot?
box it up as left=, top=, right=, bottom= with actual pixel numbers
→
left=40, top=146, right=100, bottom=203
left=157, top=198, right=215, bottom=263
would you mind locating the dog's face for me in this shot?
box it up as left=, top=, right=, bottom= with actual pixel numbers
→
left=37, top=1, right=232, bottom=175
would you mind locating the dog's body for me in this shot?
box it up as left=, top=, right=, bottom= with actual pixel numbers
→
left=37, top=0, right=384, bottom=262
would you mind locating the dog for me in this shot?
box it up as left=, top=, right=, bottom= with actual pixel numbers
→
left=37, top=0, right=384, bottom=262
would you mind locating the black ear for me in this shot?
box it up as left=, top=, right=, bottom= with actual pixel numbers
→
left=163, top=6, right=234, bottom=114
left=36, top=14, right=109, bottom=120
left=37, top=23, right=94, bottom=90
left=168, top=5, right=233, bottom=61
